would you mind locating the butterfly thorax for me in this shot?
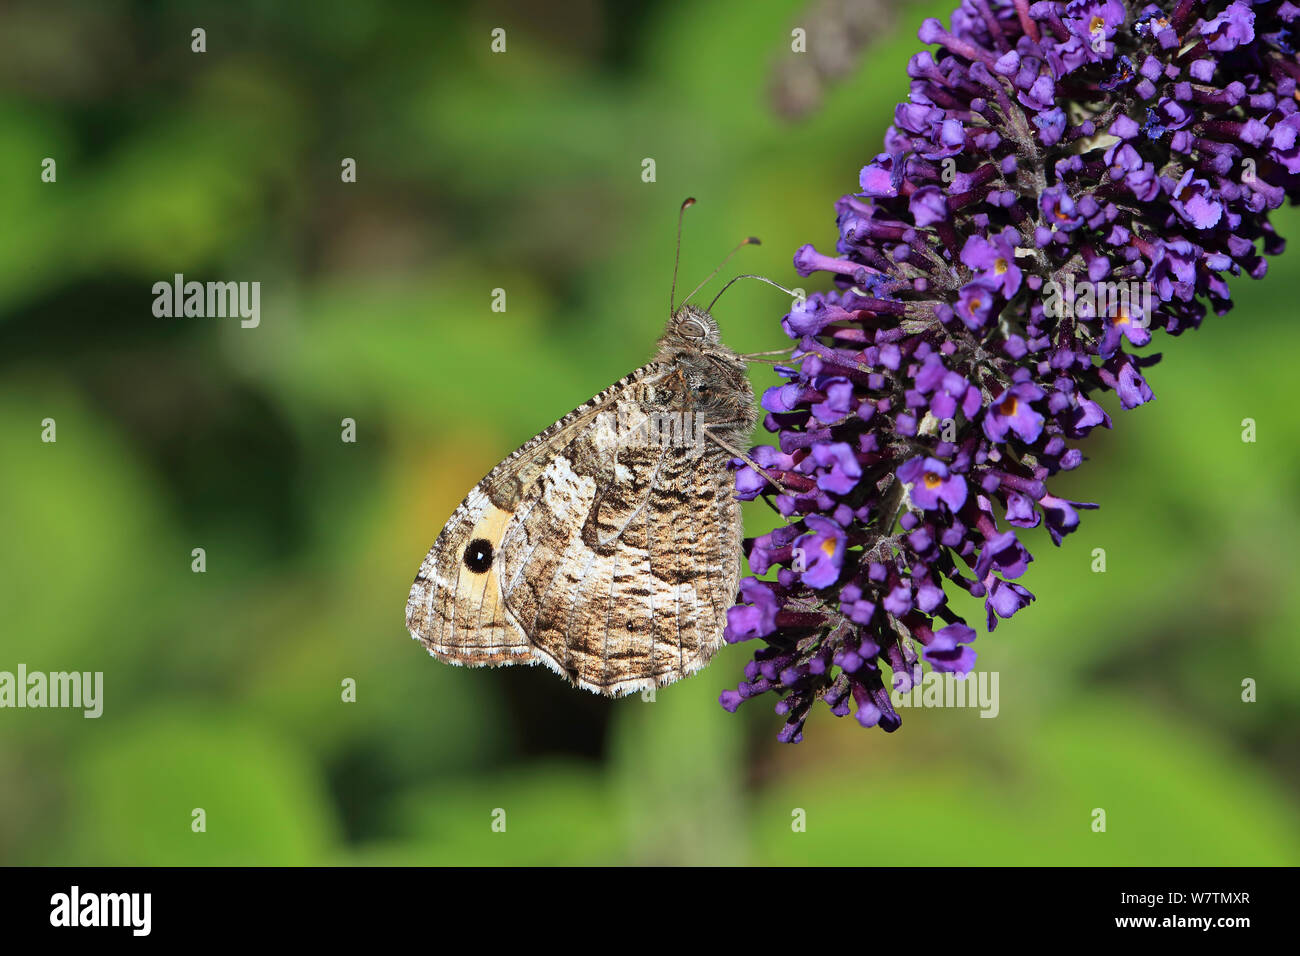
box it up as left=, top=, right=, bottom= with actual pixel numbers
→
left=648, top=305, right=757, bottom=450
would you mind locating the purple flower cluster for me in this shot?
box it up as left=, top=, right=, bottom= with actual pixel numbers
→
left=723, top=0, right=1300, bottom=742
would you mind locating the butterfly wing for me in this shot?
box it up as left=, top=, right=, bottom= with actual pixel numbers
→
left=405, top=366, right=744, bottom=696
left=405, top=369, right=644, bottom=669
left=500, top=422, right=742, bottom=696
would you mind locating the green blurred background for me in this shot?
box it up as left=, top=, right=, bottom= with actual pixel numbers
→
left=1, top=0, right=1297, bottom=866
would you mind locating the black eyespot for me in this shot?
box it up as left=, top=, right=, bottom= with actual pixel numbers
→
left=693, top=383, right=710, bottom=396
left=463, top=538, right=494, bottom=574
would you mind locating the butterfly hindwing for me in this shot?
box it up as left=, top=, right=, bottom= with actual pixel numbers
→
left=502, top=412, right=743, bottom=695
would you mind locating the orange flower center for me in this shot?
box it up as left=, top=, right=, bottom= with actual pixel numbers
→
left=923, top=472, right=943, bottom=490
left=999, top=395, right=1018, bottom=416
left=994, top=257, right=1008, bottom=275
left=820, top=538, right=837, bottom=557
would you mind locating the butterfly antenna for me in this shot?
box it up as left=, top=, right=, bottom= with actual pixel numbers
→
left=681, top=237, right=762, bottom=310
left=669, top=197, right=697, bottom=314
left=706, top=274, right=802, bottom=313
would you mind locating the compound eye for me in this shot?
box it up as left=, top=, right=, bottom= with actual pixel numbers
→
left=677, top=317, right=707, bottom=339
left=693, top=383, right=710, bottom=396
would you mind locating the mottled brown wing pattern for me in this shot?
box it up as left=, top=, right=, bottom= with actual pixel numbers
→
left=406, top=303, right=755, bottom=697
left=405, top=362, right=744, bottom=696
left=404, top=364, right=656, bottom=667
left=500, top=430, right=743, bottom=695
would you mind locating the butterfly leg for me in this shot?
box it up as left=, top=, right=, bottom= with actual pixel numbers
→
left=738, top=350, right=809, bottom=365
left=702, top=426, right=805, bottom=497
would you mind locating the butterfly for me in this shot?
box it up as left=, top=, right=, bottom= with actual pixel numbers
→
left=405, top=200, right=796, bottom=696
